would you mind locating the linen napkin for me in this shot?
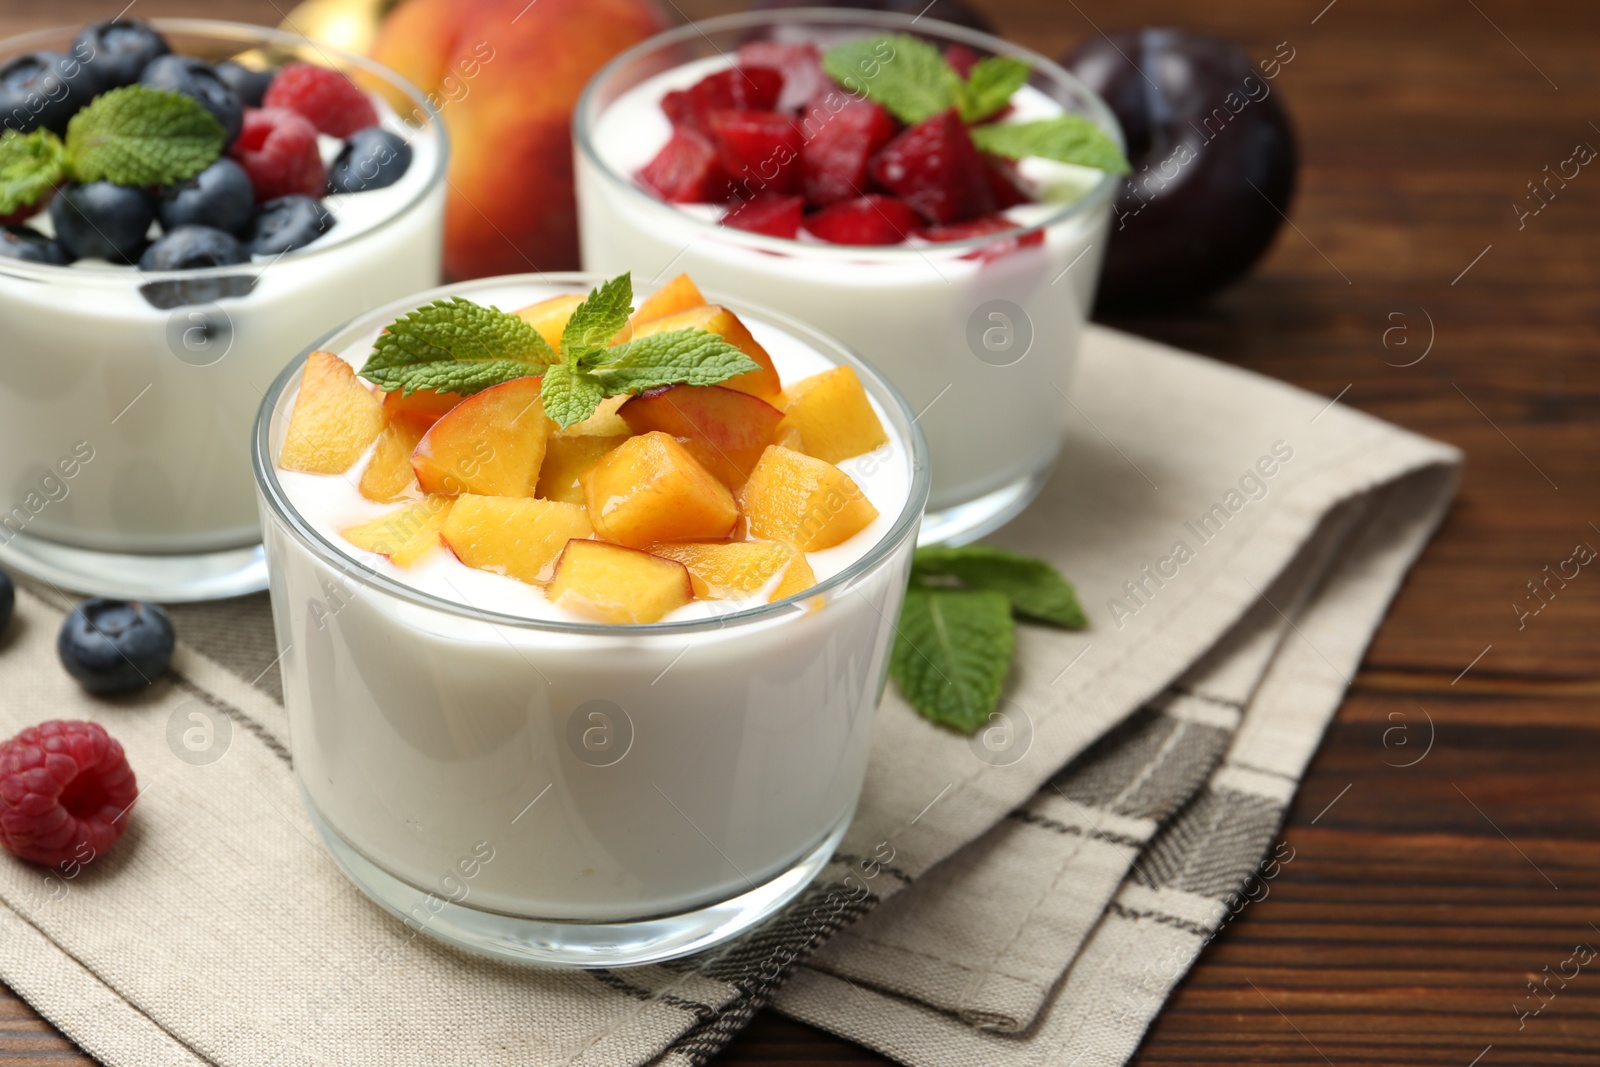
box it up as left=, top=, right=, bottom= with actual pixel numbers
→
left=0, top=325, right=1458, bottom=1067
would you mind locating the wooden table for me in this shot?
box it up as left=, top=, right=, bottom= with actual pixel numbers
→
left=5, top=0, right=1598, bottom=1064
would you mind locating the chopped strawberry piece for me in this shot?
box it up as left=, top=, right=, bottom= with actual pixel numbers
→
left=799, top=94, right=899, bottom=207
left=723, top=194, right=804, bottom=238
left=868, top=109, right=996, bottom=225
left=639, top=129, right=730, bottom=203
left=985, top=158, right=1031, bottom=209
left=944, top=43, right=984, bottom=78
left=923, top=214, right=1045, bottom=263
left=707, top=109, right=803, bottom=195
left=738, top=42, right=829, bottom=112
left=804, top=195, right=921, bottom=246
left=665, top=67, right=784, bottom=133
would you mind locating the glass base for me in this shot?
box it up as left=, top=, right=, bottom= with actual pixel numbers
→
left=305, top=796, right=851, bottom=968
left=0, top=530, right=267, bottom=602
left=918, top=465, right=1053, bottom=547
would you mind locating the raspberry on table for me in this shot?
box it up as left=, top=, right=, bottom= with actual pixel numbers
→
left=262, top=62, right=379, bottom=138
left=229, top=107, right=328, bottom=203
left=0, top=720, right=137, bottom=868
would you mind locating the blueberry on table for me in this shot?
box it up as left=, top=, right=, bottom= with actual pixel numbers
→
left=245, top=195, right=334, bottom=256
left=749, top=0, right=993, bottom=34
left=215, top=60, right=275, bottom=108
left=57, top=599, right=175, bottom=695
left=158, top=158, right=256, bottom=235
left=50, top=182, right=155, bottom=263
left=0, top=50, right=101, bottom=134
left=327, top=127, right=413, bottom=193
left=0, top=226, right=74, bottom=265
left=139, top=226, right=248, bottom=271
left=1062, top=28, right=1298, bottom=310
left=0, top=565, right=12, bottom=635
left=139, top=55, right=243, bottom=144
left=74, top=18, right=170, bottom=90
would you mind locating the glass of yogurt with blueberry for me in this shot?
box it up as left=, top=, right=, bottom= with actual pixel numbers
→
left=0, top=18, right=446, bottom=601
left=576, top=10, right=1124, bottom=545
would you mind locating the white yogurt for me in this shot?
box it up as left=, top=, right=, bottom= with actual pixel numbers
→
left=0, top=100, right=445, bottom=557
left=259, top=279, right=924, bottom=922
left=577, top=53, right=1115, bottom=540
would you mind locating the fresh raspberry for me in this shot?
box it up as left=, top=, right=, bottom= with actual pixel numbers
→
left=262, top=62, right=379, bottom=138
left=0, top=721, right=137, bottom=868
left=229, top=108, right=327, bottom=203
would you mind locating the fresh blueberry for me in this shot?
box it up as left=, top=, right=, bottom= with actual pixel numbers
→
left=74, top=18, right=170, bottom=90
left=327, top=127, right=413, bottom=193
left=245, top=195, right=334, bottom=256
left=50, top=182, right=155, bottom=263
left=0, top=565, right=12, bottom=636
left=158, top=158, right=255, bottom=235
left=139, top=226, right=248, bottom=271
left=57, top=598, right=175, bottom=695
left=139, top=55, right=242, bottom=144
left=0, top=226, right=74, bottom=265
left=215, top=60, right=275, bottom=108
left=0, top=50, right=101, bottom=134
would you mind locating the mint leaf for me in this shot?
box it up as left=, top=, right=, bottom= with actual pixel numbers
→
left=823, top=34, right=959, bottom=125
left=0, top=129, right=67, bottom=215
left=561, top=272, right=634, bottom=365
left=970, top=116, right=1130, bottom=174
left=912, top=545, right=1087, bottom=628
left=596, top=329, right=760, bottom=394
left=541, top=364, right=607, bottom=429
left=958, top=55, right=1029, bottom=123
left=360, top=296, right=557, bottom=397
left=361, top=360, right=539, bottom=397
left=891, top=587, right=1015, bottom=734
left=65, top=85, right=225, bottom=186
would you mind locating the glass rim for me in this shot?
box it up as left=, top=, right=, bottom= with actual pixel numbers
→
left=573, top=8, right=1123, bottom=259
left=0, top=17, right=449, bottom=285
left=252, top=271, right=932, bottom=637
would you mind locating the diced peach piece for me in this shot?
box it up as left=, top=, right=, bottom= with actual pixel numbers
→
left=383, top=388, right=462, bottom=431
left=342, top=495, right=454, bottom=568
left=535, top=434, right=629, bottom=504
left=651, top=541, right=817, bottom=602
left=411, top=377, right=552, bottom=497
left=516, top=292, right=632, bottom=352
left=740, top=445, right=879, bottom=551
left=279, top=350, right=385, bottom=474
left=777, top=366, right=889, bottom=463
left=631, top=273, right=706, bottom=327
left=618, top=384, right=782, bottom=487
left=580, top=431, right=739, bottom=548
left=360, top=418, right=429, bottom=502
left=547, top=539, right=693, bottom=624
left=555, top=394, right=629, bottom=437
left=628, top=305, right=782, bottom=402
left=441, top=494, right=594, bottom=585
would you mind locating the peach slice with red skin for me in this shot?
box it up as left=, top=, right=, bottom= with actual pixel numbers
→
left=627, top=305, right=782, bottom=402
left=547, top=539, right=693, bottom=624
left=383, top=388, right=462, bottom=431
left=342, top=495, right=455, bottom=568
left=411, top=376, right=553, bottom=497
left=776, top=366, right=889, bottom=464
left=740, top=445, right=879, bottom=551
left=441, top=494, right=594, bottom=585
left=650, top=541, right=817, bottom=602
left=580, top=430, right=739, bottom=548
left=631, top=273, right=706, bottom=327
left=279, top=350, right=385, bottom=474
left=618, top=384, right=782, bottom=488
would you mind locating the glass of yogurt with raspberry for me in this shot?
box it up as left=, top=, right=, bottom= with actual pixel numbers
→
left=0, top=18, right=446, bottom=601
left=253, top=272, right=927, bottom=965
left=575, top=10, right=1122, bottom=545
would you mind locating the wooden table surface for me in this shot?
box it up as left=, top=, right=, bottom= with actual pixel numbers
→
left=4, top=0, right=1598, bottom=1064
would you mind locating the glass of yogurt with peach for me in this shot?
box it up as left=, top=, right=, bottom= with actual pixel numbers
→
left=575, top=10, right=1123, bottom=544
left=253, top=271, right=927, bottom=965
left=0, top=18, right=446, bottom=600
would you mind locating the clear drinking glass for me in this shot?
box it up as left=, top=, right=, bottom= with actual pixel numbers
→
left=575, top=10, right=1120, bottom=545
left=0, top=19, right=447, bottom=601
left=253, top=274, right=929, bottom=966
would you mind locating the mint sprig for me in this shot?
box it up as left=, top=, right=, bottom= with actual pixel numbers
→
left=822, top=35, right=1129, bottom=173
left=65, top=85, right=225, bottom=186
left=0, top=129, right=68, bottom=215
left=891, top=546, right=1088, bottom=734
left=359, top=272, right=761, bottom=429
